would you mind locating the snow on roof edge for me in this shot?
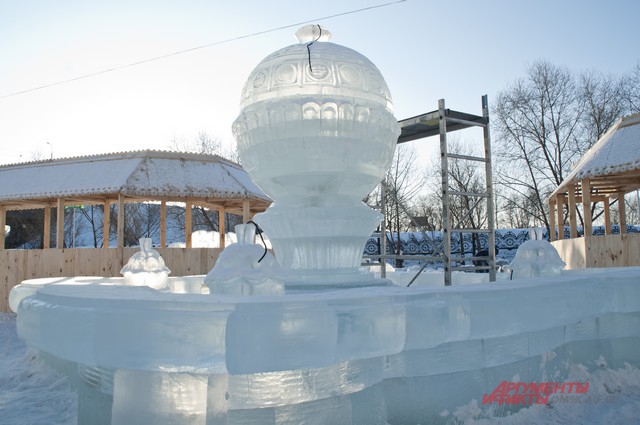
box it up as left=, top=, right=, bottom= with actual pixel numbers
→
left=0, top=149, right=242, bottom=170
left=551, top=112, right=640, bottom=198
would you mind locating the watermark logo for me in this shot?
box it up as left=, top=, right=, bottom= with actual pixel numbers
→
left=482, top=381, right=618, bottom=405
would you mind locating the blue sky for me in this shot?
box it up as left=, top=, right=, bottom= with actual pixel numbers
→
left=1, top=0, right=638, bottom=165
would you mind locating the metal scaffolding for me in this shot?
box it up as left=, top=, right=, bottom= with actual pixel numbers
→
left=371, top=95, right=496, bottom=285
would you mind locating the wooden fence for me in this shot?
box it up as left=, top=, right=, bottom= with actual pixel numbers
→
left=0, top=247, right=222, bottom=313
left=552, top=233, right=640, bottom=269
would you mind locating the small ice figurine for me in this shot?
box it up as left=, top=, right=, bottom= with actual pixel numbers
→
left=205, top=223, right=285, bottom=296
left=120, top=238, right=171, bottom=290
left=507, top=240, right=565, bottom=280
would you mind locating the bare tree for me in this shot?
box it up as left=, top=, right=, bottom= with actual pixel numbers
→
left=494, top=61, right=637, bottom=234
left=169, top=132, right=221, bottom=154
left=168, top=131, right=239, bottom=162
left=366, top=145, right=426, bottom=265
left=78, top=205, right=106, bottom=248
left=412, top=194, right=442, bottom=231
left=623, top=64, right=640, bottom=113
left=578, top=69, right=628, bottom=149
left=493, top=60, right=583, bottom=232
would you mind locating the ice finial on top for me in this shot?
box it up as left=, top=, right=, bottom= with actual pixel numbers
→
left=295, top=24, right=332, bottom=43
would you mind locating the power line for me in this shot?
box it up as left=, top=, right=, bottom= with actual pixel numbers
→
left=0, top=0, right=407, bottom=100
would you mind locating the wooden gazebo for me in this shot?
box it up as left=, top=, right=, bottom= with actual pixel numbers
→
left=549, top=113, right=640, bottom=268
left=0, top=150, right=271, bottom=311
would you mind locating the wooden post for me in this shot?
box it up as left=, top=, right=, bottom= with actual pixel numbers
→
left=117, top=194, right=125, bottom=248
left=0, top=205, right=5, bottom=250
left=218, top=208, right=226, bottom=249
left=185, top=200, right=192, bottom=249
left=56, top=198, right=65, bottom=248
left=604, top=198, right=611, bottom=235
left=439, top=99, right=452, bottom=286
left=581, top=179, right=592, bottom=238
left=160, top=199, right=167, bottom=248
left=568, top=186, right=577, bottom=238
left=242, top=199, right=251, bottom=224
left=103, top=201, right=110, bottom=248
left=618, top=192, right=627, bottom=234
left=556, top=195, right=565, bottom=240
left=548, top=199, right=556, bottom=241
left=481, top=95, right=496, bottom=283
left=43, top=206, right=51, bottom=249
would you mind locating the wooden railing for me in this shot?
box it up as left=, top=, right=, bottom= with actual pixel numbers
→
left=0, top=247, right=222, bottom=313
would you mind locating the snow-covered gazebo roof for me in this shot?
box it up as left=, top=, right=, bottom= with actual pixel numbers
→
left=551, top=112, right=640, bottom=199
left=548, top=112, right=640, bottom=244
left=0, top=150, right=271, bottom=212
left=0, top=150, right=271, bottom=249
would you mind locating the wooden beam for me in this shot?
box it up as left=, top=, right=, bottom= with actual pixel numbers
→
left=568, top=186, right=577, bottom=238
left=604, top=198, right=612, bottom=235
left=185, top=200, right=192, bottom=249
left=103, top=201, right=110, bottom=248
left=242, top=199, right=251, bottom=223
left=548, top=198, right=556, bottom=241
left=43, top=206, right=51, bottom=249
left=0, top=205, right=5, bottom=250
left=197, top=200, right=227, bottom=211
left=618, top=192, right=627, bottom=234
left=581, top=179, right=592, bottom=237
left=569, top=193, right=605, bottom=201
left=218, top=208, right=226, bottom=249
left=160, top=200, right=167, bottom=248
left=556, top=195, right=565, bottom=240
left=56, top=198, right=65, bottom=248
left=117, top=194, right=125, bottom=248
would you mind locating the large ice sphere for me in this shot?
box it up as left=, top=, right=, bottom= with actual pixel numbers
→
left=233, top=25, right=400, bottom=284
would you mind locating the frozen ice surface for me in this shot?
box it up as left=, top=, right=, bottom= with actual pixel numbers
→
left=11, top=266, right=640, bottom=424
left=205, top=224, right=285, bottom=296
left=120, top=238, right=171, bottom=290
left=508, top=239, right=566, bottom=279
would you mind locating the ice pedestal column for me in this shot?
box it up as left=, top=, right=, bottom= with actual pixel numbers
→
left=255, top=198, right=382, bottom=283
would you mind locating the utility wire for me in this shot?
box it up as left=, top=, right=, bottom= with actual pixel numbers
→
left=0, top=0, right=406, bottom=100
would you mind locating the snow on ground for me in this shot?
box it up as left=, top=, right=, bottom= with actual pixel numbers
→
left=0, top=313, right=76, bottom=425
left=441, top=362, right=640, bottom=425
left=1, top=312, right=639, bottom=425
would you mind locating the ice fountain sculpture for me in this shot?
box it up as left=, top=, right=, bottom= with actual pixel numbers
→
left=120, top=238, right=171, bottom=290
left=9, top=25, right=640, bottom=425
left=232, top=25, right=400, bottom=288
left=204, top=223, right=285, bottom=295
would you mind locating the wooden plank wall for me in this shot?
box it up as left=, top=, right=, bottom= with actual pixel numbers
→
left=586, top=234, right=640, bottom=268
left=552, top=233, right=640, bottom=269
left=551, top=238, right=587, bottom=270
left=0, top=247, right=222, bottom=313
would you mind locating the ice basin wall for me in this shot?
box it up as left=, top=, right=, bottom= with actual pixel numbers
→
left=13, top=267, right=640, bottom=424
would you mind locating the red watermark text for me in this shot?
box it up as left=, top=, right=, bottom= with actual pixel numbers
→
left=482, top=381, right=591, bottom=405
